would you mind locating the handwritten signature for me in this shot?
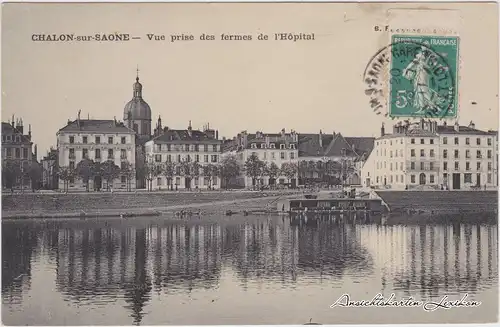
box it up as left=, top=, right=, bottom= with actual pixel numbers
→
left=330, top=293, right=481, bottom=312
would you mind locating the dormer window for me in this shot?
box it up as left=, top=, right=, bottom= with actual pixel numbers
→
left=289, top=144, right=296, bottom=149
left=260, top=144, right=266, bottom=149
left=280, top=144, right=285, bottom=150
left=270, top=143, right=276, bottom=149
left=251, top=143, right=257, bottom=149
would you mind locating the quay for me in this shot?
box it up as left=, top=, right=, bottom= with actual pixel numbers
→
left=276, top=194, right=385, bottom=215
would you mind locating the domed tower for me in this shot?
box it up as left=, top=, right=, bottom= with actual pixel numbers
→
left=123, top=70, right=152, bottom=137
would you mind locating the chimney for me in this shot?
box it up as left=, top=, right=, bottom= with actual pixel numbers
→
left=77, top=109, right=81, bottom=128
left=454, top=121, right=460, bottom=132
left=187, top=120, right=192, bottom=137
left=216, top=130, right=219, bottom=140
left=319, top=130, right=323, bottom=148
left=11, top=114, right=14, bottom=127
left=468, top=120, right=476, bottom=129
left=17, top=118, right=24, bottom=134
left=420, top=118, right=425, bottom=130
left=381, top=123, right=385, bottom=136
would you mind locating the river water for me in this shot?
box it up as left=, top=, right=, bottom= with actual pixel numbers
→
left=1, top=216, right=498, bottom=325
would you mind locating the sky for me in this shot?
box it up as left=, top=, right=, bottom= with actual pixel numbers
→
left=2, top=2, right=499, bottom=158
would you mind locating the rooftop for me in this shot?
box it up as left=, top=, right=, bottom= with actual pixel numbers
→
left=58, top=119, right=136, bottom=134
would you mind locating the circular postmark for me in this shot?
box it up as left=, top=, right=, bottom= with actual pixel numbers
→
left=363, top=37, right=458, bottom=120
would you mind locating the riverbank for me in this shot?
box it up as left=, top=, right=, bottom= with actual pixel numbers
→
left=375, top=190, right=498, bottom=215
left=1, top=191, right=299, bottom=220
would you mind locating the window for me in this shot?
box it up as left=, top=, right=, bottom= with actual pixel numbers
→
left=280, top=152, right=285, bottom=159
left=108, top=149, right=114, bottom=159
left=396, top=175, right=399, bottom=182
left=454, top=150, right=459, bottom=159
left=194, top=145, right=199, bottom=152
left=157, top=177, right=162, bottom=186
left=430, top=175, right=435, bottom=183
left=465, top=138, right=470, bottom=145
left=121, top=176, right=127, bottom=184
left=488, top=173, right=492, bottom=183
left=411, top=162, right=415, bottom=169
left=280, top=144, right=285, bottom=150
left=194, top=177, right=199, bottom=186
left=454, top=137, right=459, bottom=145
left=420, top=162, right=425, bottom=170
left=290, top=144, right=296, bottom=149
left=69, top=161, right=75, bottom=170
left=212, top=145, right=217, bottom=152
left=400, top=162, right=403, bottom=171
left=443, top=162, right=448, bottom=171
left=270, top=143, right=276, bottom=149
left=251, top=143, right=257, bottom=149
left=430, top=162, right=434, bottom=171
left=430, top=149, right=435, bottom=157
left=443, top=137, right=448, bottom=145
left=154, top=154, right=161, bottom=162
left=83, top=149, right=88, bottom=158
left=121, top=149, right=127, bottom=159
left=263, top=152, right=267, bottom=160
left=390, top=175, right=393, bottom=183
left=430, top=139, right=434, bottom=144
left=176, top=177, right=180, bottom=185
left=121, top=161, right=127, bottom=170
left=401, top=175, right=404, bottom=182
left=69, top=136, right=74, bottom=144
left=390, top=151, right=393, bottom=158
left=260, top=144, right=266, bottom=149
left=465, top=150, right=470, bottom=159
left=211, top=155, right=218, bottom=163
left=6, top=148, right=12, bottom=157
left=195, top=154, right=200, bottom=162
left=487, top=138, right=492, bottom=146
left=166, top=154, right=172, bottom=162
left=15, top=148, right=20, bottom=158
left=83, top=136, right=88, bottom=144
left=167, top=144, right=171, bottom=151
left=466, top=162, right=470, bottom=170
left=69, top=148, right=75, bottom=159
left=271, top=152, right=276, bottom=160
left=411, top=175, right=415, bottom=183
left=186, top=154, right=191, bottom=162
left=488, top=162, right=492, bottom=171
left=420, top=149, right=425, bottom=157
left=395, top=150, right=398, bottom=158
left=178, top=155, right=182, bottom=162
left=22, top=148, right=28, bottom=159
left=121, top=137, right=126, bottom=144
left=400, top=150, right=403, bottom=157
left=477, top=138, right=481, bottom=145
left=411, top=138, right=415, bottom=144
left=476, top=150, right=482, bottom=159
left=464, top=173, right=472, bottom=183
left=488, top=150, right=492, bottom=159
left=204, top=145, right=209, bottom=152
left=455, top=162, right=459, bottom=170
left=95, top=149, right=101, bottom=159
left=477, top=162, right=481, bottom=171
left=96, top=136, right=101, bottom=144
left=213, top=177, right=218, bottom=185
left=411, top=149, right=415, bottom=157
left=420, top=139, right=424, bottom=144
left=290, top=152, right=295, bottom=159
left=204, top=155, right=208, bottom=162
left=108, top=136, right=113, bottom=144
left=390, top=163, right=393, bottom=171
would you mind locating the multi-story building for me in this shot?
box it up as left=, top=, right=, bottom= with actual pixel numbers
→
left=41, top=147, right=59, bottom=189
left=144, top=118, right=223, bottom=190
left=1, top=116, right=37, bottom=190
left=361, top=119, right=498, bottom=190
left=56, top=115, right=136, bottom=190
left=223, top=129, right=299, bottom=188
left=297, top=131, right=374, bottom=185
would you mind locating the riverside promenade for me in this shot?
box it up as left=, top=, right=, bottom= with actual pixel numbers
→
left=1, top=190, right=302, bottom=219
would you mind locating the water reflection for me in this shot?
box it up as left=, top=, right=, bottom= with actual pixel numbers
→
left=2, top=217, right=498, bottom=325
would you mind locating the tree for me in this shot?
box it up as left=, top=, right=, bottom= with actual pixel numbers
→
left=2, top=159, right=21, bottom=191
left=100, top=160, right=121, bottom=191
left=219, top=154, right=240, bottom=189
left=25, top=161, right=43, bottom=192
left=144, top=160, right=162, bottom=191
left=298, top=160, right=309, bottom=184
left=58, top=166, right=75, bottom=192
left=267, top=162, right=280, bottom=188
left=163, top=161, right=176, bottom=190
left=121, top=160, right=136, bottom=192
left=202, top=163, right=218, bottom=189
left=280, top=162, right=298, bottom=187
left=76, top=158, right=95, bottom=192
left=243, top=153, right=265, bottom=189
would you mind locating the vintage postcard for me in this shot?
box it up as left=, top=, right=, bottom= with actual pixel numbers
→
left=1, top=1, right=498, bottom=326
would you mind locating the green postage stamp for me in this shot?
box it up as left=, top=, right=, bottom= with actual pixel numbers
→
left=389, top=34, right=459, bottom=118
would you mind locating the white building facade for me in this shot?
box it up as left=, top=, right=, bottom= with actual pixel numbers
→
left=361, top=120, right=498, bottom=190
left=56, top=117, right=137, bottom=191
left=145, top=121, right=223, bottom=190
left=223, top=129, right=299, bottom=188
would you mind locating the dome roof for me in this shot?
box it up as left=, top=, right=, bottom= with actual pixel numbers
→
left=123, top=76, right=152, bottom=121
left=123, top=98, right=151, bottom=121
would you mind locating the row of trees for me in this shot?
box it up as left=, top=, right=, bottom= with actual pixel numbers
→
left=2, top=159, right=43, bottom=192
left=142, top=154, right=241, bottom=191
left=297, top=159, right=356, bottom=186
